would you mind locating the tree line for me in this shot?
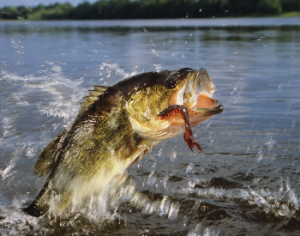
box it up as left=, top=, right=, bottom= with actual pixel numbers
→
left=1, top=0, right=299, bottom=20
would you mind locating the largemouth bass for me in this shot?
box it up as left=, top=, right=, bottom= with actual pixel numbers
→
left=24, top=68, right=223, bottom=217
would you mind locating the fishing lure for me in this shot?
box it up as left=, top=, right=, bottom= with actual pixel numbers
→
left=158, top=105, right=204, bottom=153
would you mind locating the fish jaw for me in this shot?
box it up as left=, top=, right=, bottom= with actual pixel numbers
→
left=189, top=94, right=223, bottom=127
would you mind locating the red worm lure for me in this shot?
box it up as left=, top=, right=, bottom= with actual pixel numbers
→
left=158, top=105, right=204, bottom=153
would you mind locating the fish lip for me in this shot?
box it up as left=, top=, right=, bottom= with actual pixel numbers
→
left=185, top=68, right=223, bottom=116
left=192, top=99, right=224, bottom=117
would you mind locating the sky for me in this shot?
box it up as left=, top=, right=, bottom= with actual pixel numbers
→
left=0, top=0, right=98, bottom=8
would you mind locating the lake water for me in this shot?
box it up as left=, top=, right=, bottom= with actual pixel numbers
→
left=0, top=18, right=300, bottom=235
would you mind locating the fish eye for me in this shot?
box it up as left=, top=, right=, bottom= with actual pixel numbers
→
left=166, top=78, right=177, bottom=89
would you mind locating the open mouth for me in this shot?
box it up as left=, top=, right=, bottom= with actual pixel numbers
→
left=165, top=68, right=223, bottom=130
left=190, top=68, right=223, bottom=116
left=179, top=68, right=223, bottom=117
left=159, top=68, right=223, bottom=152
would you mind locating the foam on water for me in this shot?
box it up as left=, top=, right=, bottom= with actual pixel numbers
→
left=177, top=180, right=299, bottom=219
left=0, top=65, right=108, bottom=221
left=187, top=224, right=220, bottom=236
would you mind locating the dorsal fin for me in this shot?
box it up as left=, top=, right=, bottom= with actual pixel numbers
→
left=79, top=85, right=108, bottom=115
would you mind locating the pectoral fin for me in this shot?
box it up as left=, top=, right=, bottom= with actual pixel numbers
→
left=34, top=129, right=67, bottom=176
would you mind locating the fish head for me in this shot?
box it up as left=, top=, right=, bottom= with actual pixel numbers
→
left=125, top=68, right=223, bottom=140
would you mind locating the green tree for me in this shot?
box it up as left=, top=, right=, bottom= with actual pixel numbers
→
left=73, top=2, right=95, bottom=19
left=1, top=0, right=292, bottom=20
left=17, top=6, right=32, bottom=19
left=0, top=6, right=22, bottom=19
left=256, top=0, right=282, bottom=15
left=93, top=0, right=109, bottom=19
left=27, top=3, right=72, bottom=20
left=226, top=0, right=260, bottom=16
left=281, top=0, right=300, bottom=12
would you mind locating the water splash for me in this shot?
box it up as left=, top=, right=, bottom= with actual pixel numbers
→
left=170, top=147, right=177, bottom=162
left=99, top=62, right=129, bottom=85
left=10, top=34, right=24, bottom=55
left=177, top=177, right=299, bottom=220
left=188, top=224, right=220, bottom=236
left=122, top=180, right=180, bottom=219
left=0, top=161, right=16, bottom=180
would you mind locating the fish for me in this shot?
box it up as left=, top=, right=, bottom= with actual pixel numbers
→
left=23, top=68, right=223, bottom=217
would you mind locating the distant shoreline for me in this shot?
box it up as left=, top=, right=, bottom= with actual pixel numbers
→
left=1, top=0, right=300, bottom=21
left=1, top=12, right=300, bottom=22
left=1, top=18, right=300, bottom=30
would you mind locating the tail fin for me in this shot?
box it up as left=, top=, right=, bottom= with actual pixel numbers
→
left=23, top=202, right=47, bottom=217
left=23, top=182, right=50, bottom=217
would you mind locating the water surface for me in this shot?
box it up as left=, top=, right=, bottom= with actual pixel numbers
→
left=0, top=18, right=300, bottom=235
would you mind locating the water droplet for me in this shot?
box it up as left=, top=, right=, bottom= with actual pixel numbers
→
left=186, top=163, right=194, bottom=173
left=170, top=148, right=177, bottom=162
left=158, top=146, right=163, bottom=156
left=168, top=202, right=180, bottom=219
left=257, top=151, right=264, bottom=162
left=265, top=136, right=275, bottom=150
left=154, top=64, right=162, bottom=72
left=291, top=120, right=296, bottom=130
left=159, top=196, right=170, bottom=216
